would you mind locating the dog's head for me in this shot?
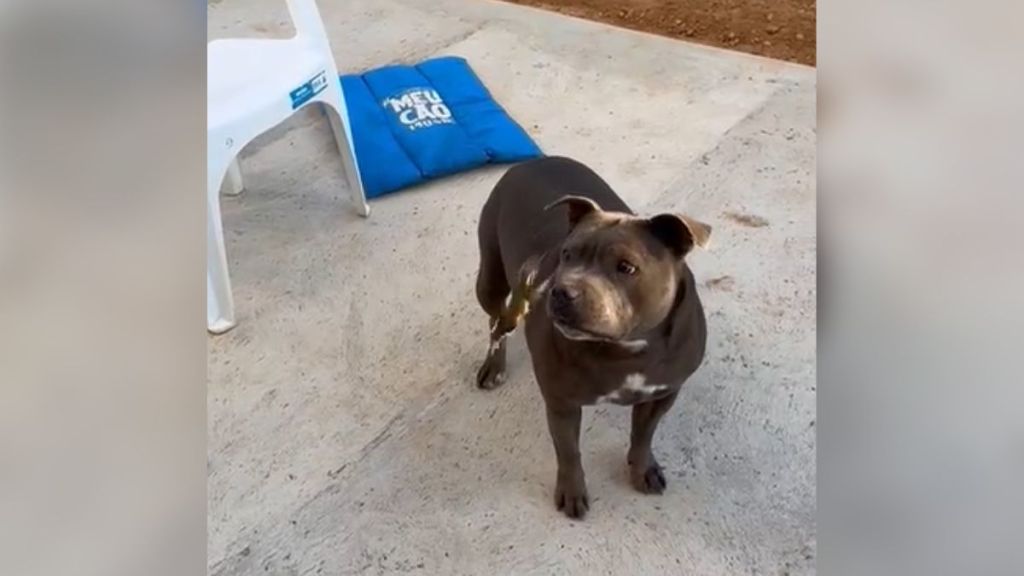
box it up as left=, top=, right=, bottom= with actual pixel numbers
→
left=544, top=195, right=710, bottom=344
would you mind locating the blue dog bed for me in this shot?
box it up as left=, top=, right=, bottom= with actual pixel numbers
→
left=340, top=57, right=542, bottom=198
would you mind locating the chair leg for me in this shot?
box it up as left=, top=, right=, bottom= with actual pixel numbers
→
left=208, top=160, right=237, bottom=334
left=322, top=88, right=370, bottom=218
left=224, top=157, right=244, bottom=196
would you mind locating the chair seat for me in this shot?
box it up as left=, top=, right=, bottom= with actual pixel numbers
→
left=208, top=38, right=327, bottom=129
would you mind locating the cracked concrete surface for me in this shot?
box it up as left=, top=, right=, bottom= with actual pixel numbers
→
left=208, top=1, right=815, bottom=574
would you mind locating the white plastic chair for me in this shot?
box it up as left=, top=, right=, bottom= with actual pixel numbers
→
left=207, top=0, right=369, bottom=334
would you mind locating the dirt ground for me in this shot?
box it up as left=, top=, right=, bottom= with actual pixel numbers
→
left=501, top=0, right=815, bottom=66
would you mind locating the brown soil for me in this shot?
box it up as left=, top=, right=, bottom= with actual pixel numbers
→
left=500, top=0, right=815, bottom=66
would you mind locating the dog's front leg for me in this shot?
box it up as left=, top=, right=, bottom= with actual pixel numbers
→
left=627, top=391, right=679, bottom=494
left=545, top=402, right=589, bottom=518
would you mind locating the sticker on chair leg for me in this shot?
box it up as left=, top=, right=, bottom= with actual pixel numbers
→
left=290, top=70, right=328, bottom=110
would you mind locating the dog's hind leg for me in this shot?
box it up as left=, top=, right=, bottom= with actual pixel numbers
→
left=475, top=199, right=511, bottom=390
left=476, top=315, right=509, bottom=390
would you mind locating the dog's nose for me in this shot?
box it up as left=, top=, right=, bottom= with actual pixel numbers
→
left=550, top=285, right=579, bottom=307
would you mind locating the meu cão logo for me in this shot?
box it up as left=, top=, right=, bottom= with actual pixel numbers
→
left=382, top=88, right=454, bottom=131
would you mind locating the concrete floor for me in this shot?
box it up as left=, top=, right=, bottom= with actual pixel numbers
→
left=207, top=1, right=815, bottom=574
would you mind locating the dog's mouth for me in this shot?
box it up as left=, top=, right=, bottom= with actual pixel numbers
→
left=548, top=299, right=620, bottom=343
left=552, top=320, right=607, bottom=342
left=552, top=320, right=648, bottom=351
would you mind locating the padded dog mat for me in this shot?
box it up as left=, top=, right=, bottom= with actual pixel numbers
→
left=340, top=56, right=543, bottom=198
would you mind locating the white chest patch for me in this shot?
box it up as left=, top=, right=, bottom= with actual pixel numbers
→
left=596, top=373, right=669, bottom=404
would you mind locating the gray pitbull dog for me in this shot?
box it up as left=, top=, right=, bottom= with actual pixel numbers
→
left=475, top=156, right=711, bottom=519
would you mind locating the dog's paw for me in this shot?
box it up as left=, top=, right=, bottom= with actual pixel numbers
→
left=630, top=461, right=667, bottom=495
left=475, top=353, right=506, bottom=390
left=554, top=478, right=590, bottom=519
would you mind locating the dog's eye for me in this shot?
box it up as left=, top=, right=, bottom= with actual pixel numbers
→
left=561, top=248, right=571, bottom=261
left=617, top=260, right=638, bottom=275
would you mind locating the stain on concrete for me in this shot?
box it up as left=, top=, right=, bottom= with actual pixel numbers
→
left=705, top=275, right=736, bottom=291
left=723, top=211, right=770, bottom=228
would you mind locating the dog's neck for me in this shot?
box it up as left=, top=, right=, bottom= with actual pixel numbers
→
left=658, top=265, right=700, bottom=346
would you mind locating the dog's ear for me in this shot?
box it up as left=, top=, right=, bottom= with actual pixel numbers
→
left=544, top=195, right=602, bottom=228
left=647, top=213, right=712, bottom=257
